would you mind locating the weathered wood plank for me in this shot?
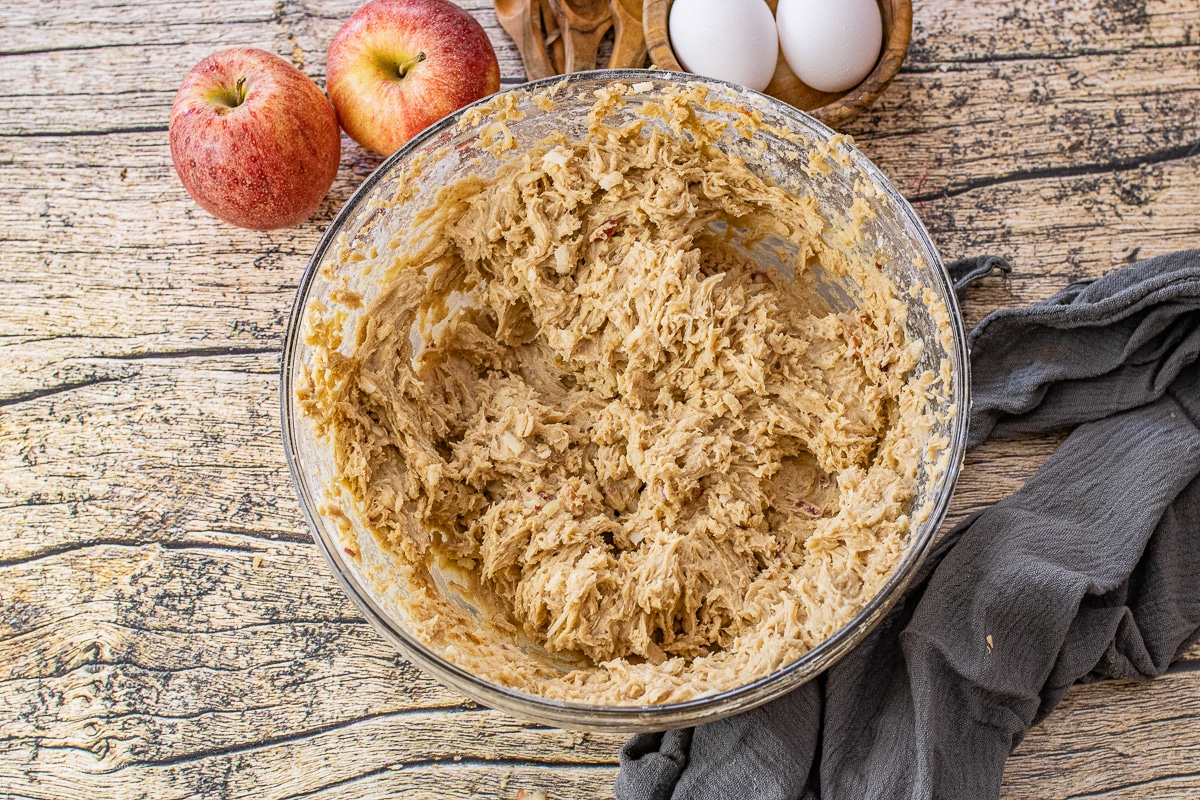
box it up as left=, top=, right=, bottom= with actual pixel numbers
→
left=0, top=757, right=620, bottom=800
left=859, top=47, right=1200, bottom=189
left=1004, top=670, right=1200, bottom=799
left=1, top=362, right=297, bottom=556
left=2, top=148, right=1196, bottom=400
left=908, top=0, right=1200, bottom=63
left=3, top=58, right=1196, bottom=387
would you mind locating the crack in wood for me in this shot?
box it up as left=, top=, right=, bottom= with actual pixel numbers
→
left=106, top=709, right=482, bottom=773
left=909, top=140, right=1200, bottom=202
left=106, top=346, right=279, bottom=361
left=0, top=537, right=287, bottom=570
left=0, top=42, right=188, bottom=58
left=903, top=39, right=1200, bottom=71
left=0, top=347, right=280, bottom=409
left=0, top=375, right=132, bottom=409
left=1065, top=769, right=1200, bottom=798
left=0, top=125, right=169, bottom=138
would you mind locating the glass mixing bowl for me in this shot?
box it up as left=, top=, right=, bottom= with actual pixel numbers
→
left=280, top=70, right=969, bottom=732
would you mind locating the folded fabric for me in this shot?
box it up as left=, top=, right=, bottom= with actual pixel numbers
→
left=616, top=250, right=1200, bottom=800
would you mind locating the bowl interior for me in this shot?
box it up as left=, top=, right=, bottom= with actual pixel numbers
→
left=281, top=71, right=967, bottom=732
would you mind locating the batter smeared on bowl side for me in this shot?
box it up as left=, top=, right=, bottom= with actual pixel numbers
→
left=299, top=83, right=948, bottom=704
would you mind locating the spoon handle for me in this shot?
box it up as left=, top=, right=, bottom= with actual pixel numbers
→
left=540, top=0, right=566, bottom=73
left=494, top=0, right=557, bottom=80
left=564, top=21, right=611, bottom=72
left=608, top=0, right=647, bottom=69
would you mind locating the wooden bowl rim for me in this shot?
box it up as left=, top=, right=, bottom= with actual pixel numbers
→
left=642, top=0, right=912, bottom=128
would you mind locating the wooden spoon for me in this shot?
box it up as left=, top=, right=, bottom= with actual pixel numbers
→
left=540, top=0, right=566, bottom=73
left=494, top=0, right=557, bottom=80
left=608, top=0, right=647, bottom=69
left=547, top=0, right=613, bottom=73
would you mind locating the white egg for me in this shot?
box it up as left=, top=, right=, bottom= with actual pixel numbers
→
left=669, top=0, right=779, bottom=93
left=776, top=0, right=883, bottom=94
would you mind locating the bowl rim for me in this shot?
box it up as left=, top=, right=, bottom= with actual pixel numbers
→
left=280, top=68, right=970, bottom=731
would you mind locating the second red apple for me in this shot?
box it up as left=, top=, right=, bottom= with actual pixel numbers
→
left=327, top=0, right=501, bottom=157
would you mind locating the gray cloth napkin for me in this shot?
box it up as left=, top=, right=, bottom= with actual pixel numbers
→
left=616, top=249, right=1200, bottom=800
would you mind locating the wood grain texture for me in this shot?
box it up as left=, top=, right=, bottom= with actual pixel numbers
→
left=1, top=0, right=1198, bottom=798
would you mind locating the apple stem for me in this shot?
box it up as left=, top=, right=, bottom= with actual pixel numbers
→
left=212, top=77, right=249, bottom=111
left=394, top=51, right=426, bottom=80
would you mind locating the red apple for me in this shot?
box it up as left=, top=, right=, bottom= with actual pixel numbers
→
left=326, top=0, right=501, bottom=157
left=169, top=48, right=341, bottom=230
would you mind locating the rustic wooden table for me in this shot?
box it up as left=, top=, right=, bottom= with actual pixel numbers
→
left=3, top=1, right=1199, bottom=797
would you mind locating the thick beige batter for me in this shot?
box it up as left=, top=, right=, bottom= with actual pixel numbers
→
left=299, top=84, right=943, bottom=704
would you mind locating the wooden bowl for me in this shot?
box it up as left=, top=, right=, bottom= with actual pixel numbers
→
left=643, top=0, right=912, bottom=129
